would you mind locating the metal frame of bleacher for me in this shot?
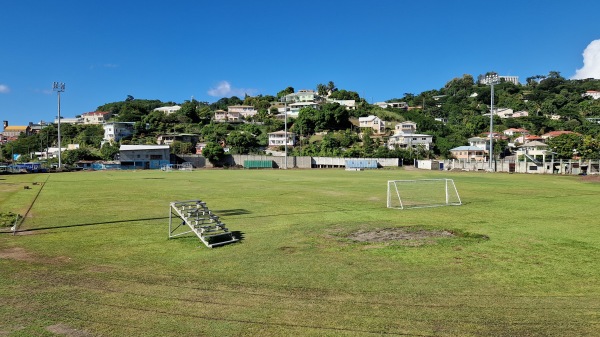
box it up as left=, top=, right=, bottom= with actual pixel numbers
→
left=168, top=200, right=238, bottom=248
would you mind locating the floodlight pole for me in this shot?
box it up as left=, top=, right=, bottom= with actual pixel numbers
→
left=484, top=74, right=499, bottom=171
left=284, top=99, right=288, bottom=170
left=53, top=82, right=65, bottom=168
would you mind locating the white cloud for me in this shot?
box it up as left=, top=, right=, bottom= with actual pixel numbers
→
left=572, top=39, right=600, bottom=79
left=0, top=84, right=10, bottom=94
left=207, top=81, right=257, bottom=97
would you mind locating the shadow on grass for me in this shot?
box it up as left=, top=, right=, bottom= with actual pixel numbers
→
left=15, top=216, right=170, bottom=233
left=212, top=209, right=251, bottom=216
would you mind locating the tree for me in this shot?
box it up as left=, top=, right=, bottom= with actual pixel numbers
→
left=100, top=143, right=120, bottom=161
left=226, top=131, right=258, bottom=154
left=546, top=133, right=583, bottom=159
left=277, top=86, right=294, bottom=99
left=579, top=135, right=600, bottom=160
left=316, top=83, right=328, bottom=96
left=201, top=141, right=225, bottom=164
left=327, top=81, right=336, bottom=93
left=62, top=148, right=101, bottom=166
left=328, top=89, right=360, bottom=101
left=170, top=141, right=194, bottom=155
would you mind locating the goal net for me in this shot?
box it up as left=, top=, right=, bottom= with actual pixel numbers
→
left=387, top=179, right=462, bottom=209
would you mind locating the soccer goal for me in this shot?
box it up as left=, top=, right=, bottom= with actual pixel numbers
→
left=387, top=179, right=462, bottom=209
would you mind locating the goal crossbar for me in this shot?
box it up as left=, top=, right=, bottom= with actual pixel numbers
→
left=387, top=179, right=462, bottom=209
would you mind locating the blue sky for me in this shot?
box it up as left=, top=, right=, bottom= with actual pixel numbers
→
left=2, top=0, right=600, bottom=126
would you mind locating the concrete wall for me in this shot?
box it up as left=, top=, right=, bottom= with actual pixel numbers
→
left=437, top=159, right=599, bottom=175
left=178, top=154, right=400, bottom=169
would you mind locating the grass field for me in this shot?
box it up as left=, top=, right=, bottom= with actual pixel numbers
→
left=1, top=169, right=599, bottom=336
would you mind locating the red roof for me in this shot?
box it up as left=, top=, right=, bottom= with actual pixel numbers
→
left=541, top=130, right=577, bottom=138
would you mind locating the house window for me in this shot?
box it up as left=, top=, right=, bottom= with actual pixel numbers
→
left=137, top=154, right=141, bottom=158
left=150, top=155, right=162, bottom=160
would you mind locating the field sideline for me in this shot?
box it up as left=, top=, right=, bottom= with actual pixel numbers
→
left=1, top=169, right=599, bottom=336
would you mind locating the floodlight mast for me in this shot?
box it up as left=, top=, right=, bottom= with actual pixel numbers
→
left=484, top=74, right=499, bottom=171
left=53, top=82, right=65, bottom=168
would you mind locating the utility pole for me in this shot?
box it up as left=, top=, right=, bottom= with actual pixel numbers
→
left=53, top=82, right=65, bottom=168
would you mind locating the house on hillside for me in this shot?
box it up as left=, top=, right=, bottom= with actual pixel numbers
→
left=2, top=121, right=32, bottom=138
left=374, top=101, right=408, bottom=109
left=28, top=121, right=51, bottom=134
left=516, top=141, right=550, bottom=162
left=326, top=99, right=357, bottom=110
left=214, top=109, right=241, bottom=122
left=450, top=146, right=487, bottom=162
left=387, top=121, right=433, bottom=150
left=583, top=90, right=600, bottom=100
left=468, top=137, right=489, bottom=150
left=156, top=133, right=199, bottom=145
left=277, top=102, right=319, bottom=119
left=228, top=105, right=258, bottom=119
left=359, top=115, right=385, bottom=134
left=82, top=111, right=112, bottom=124
left=153, top=106, right=181, bottom=114
left=54, top=117, right=83, bottom=124
left=103, top=122, right=135, bottom=145
left=268, top=131, right=296, bottom=147
left=283, top=89, right=320, bottom=103
left=119, top=144, right=170, bottom=169
left=541, top=130, right=577, bottom=140
left=503, top=128, right=530, bottom=137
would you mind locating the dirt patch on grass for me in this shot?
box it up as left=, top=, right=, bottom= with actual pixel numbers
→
left=0, top=247, right=71, bottom=264
left=348, top=228, right=455, bottom=243
left=0, top=247, right=36, bottom=262
left=580, top=175, right=600, bottom=183
left=345, top=227, right=489, bottom=247
left=46, top=324, right=92, bottom=337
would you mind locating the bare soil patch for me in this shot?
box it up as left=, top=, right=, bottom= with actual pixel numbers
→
left=0, top=247, right=71, bottom=264
left=46, top=324, right=93, bottom=337
left=348, top=228, right=455, bottom=243
left=0, top=247, right=36, bottom=262
left=580, top=175, right=600, bottom=183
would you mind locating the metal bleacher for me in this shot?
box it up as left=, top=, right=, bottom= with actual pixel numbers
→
left=168, top=200, right=238, bottom=248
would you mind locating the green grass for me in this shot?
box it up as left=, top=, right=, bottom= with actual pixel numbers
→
left=1, top=169, right=599, bottom=336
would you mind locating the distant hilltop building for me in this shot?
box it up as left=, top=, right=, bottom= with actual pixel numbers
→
left=582, top=90, right=600, bottom=100
left=479, top=76, right=519, bottom=85
left=499, top=76, right=519, bottom=85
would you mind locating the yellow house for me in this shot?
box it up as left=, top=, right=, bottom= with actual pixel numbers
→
left=2, top=125, right=31, bottom=138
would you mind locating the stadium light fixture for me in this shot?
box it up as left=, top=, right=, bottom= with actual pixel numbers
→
left=52, top=82, right=65, bottom=168
left=484, top=74, right=499, bottom=171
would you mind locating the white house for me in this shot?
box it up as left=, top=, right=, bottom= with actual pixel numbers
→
left=387, top=121, right=432, bottom=150
left=268, top=131, right=296, bottom=147
left=153, top=106, right=181, bottom=114
left=515, top=141, right=550, bottom=162
left=103, top=122, right=135, bottom=144
left=583, top=90, right=600, bottom=99
left=374, top=101, right=408, bottom=109
left=388, top=132, right=433, bottom=150
left=394, top=121, right=417, bottom=134
left=283, top=89, right=320, bottom=103
left=54, top=117, right=83, bottom=125
left=326, top=99, right=357, bottom=110
left=503, top=128, right=529, bottom=137
left=278, top=102, right=319, bottom=118
left=359, top=115, right=385, bottom=134
left=468, top=137, right=489, bottom=150
left=228, top=105, right=258, bottom=119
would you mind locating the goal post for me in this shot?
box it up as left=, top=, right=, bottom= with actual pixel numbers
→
left=387, top=179, right=462, bottom=209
